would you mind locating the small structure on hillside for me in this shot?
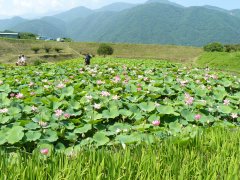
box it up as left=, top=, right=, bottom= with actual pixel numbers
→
left=0, top=33, right=19, bottom=39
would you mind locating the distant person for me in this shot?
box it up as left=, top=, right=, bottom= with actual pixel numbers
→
left=16, top=54, right=27, bottom=66
left=84, top=53, right=92, bottom=65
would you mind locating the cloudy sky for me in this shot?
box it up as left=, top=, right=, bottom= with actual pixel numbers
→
left=0, top=0, right=240, bottom=19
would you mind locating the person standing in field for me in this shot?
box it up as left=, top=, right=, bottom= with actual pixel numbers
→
left=16, top=54, right=27, bottom=66
left=84, top=53, right=92, bottom=65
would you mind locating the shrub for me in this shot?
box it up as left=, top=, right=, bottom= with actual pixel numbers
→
left=54, top=47, right=63, bottom=53
left=31, top=47, right=40, bottom=54
left=33, top=59, right=46, bottom=66
left=224, top=44, right=240, bottom=52
left=97, top=44, right=114, bottom=57
left=203, top=42, right=224, bottom=52
left=44, top=46, right=51, bottom=53
left=19, top=32, right=37, bottom=39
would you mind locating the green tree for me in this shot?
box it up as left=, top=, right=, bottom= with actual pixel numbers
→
left=31, top=47, right=40, bottom=54
left=44, top=45, right=51, bottom=53
left=203, top=42, right=224, bottom=52
left=97, top=44, right=114, bottom=57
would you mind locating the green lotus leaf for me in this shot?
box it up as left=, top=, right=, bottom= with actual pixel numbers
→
left=61, top=86, right=74, bottom=97
left=55, top=143, right=66, bottom=152
left=157, top=105, right=178, bottom=115
left=102, top=106, right=119, bottom=119
left=8, top=107, right=21, bottom=116
left=6, top=126, right=25, bottom=144
left=79, top=138, right=94, bottom=147
left=181, top=109, right=194, bottom=122
left=138, top=102, right=155, bottom=112
left=116, top=133, right=141, bottom=144
left=0, top=116, right=11, bottom=124
left=93, top=132, right=110, bottom=146
left=0, top=129, right=8, bottom=145
left=25, top=122, right=40, bottom=130
left=108, top=123, right=132, bottom=133
left=132, top=124, right=151, bottom=131
left=119, top=109, right=132, bottom=117
left=169, top=122, right=182, bottom=134
left=23, top=106, right=33, bottom=114
left=218, top=105, right=233, bottom=114
left=42, top=129, right=58, bottom=142
left=74, top=124, right=92, bottom=134
left=25, top=131, right=42, bottom=142
left=0, top=84, right=11, bottom=93
left=65, top=132, right=78, bottom=141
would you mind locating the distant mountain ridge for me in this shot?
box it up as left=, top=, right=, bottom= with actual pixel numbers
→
left=1, top=0, right=240, bottom=46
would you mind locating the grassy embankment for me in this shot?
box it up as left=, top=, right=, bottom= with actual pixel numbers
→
left=1, top=38, right=240, bottom=73
left=197, top=52, right=240, bottom=74
left=1, top=128, right=239, bottom=179
left=0, top=38, right=202, bottom=64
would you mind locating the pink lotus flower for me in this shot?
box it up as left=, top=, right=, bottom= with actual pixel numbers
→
left=39, top=121, right=48, bottom=127
left=93, top=103, right=101, bottom=109
left=101, top=91, right=110, bottom=97
left=57, top=82, right=65, bottom=89
left=64, top=113, right=71, bottom=119
left=144, top=77, right=148, bottom=81
left=40, top=148, right=49, bottom=155
left=28, top=82, right=34, bottom=87
left=223, top=99, right=230, bottom=106
left=184, top=93, right=194, bottom=105
left=16, top=93, right=24, bottom=99
left=10, top=93, right=15, bottom=97
left=96, top=80, right=105, bottom=85
left=55, top=109, right=63, bottom=118
left=137, top=87, right=142, bottom=91
left=195, top=114, right=201, bottom=120
left=0, top=108, right=8, bottom=114
left=114, top=76, right=121, bottom=82
left=231, top=113, right=238, bottom=119
left=152, top=120, right=160, bottom=126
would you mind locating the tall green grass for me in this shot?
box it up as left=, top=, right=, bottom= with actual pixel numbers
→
left=1, top=127, right=239, bottom=179
left=197, top=52, right=240, bottom=74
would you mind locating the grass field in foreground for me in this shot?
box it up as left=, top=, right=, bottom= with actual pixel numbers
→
left=1, top=128, right=239, bottom=180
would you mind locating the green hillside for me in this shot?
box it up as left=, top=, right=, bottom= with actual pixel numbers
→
left=10, top=19, right=66, bottom=38
left=70, top=3, right=240, bottom=46
left=96, top=2, right=137, bottom=12
left=0, top=16, right=27, bottom=30
left=1, top=1, right=240, bottom=46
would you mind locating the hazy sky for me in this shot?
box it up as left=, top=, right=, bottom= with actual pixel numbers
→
left=0, top=0, right=240, bottom=19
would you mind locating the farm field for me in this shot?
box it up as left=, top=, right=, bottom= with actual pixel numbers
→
left=0, top=57, right=240, bottom=179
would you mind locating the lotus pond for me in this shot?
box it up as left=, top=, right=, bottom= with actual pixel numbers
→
left=0, top=58, right=239, bottom=153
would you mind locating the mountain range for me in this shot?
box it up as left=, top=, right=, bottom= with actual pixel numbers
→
left=1, top=0, right=240, bottom=46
